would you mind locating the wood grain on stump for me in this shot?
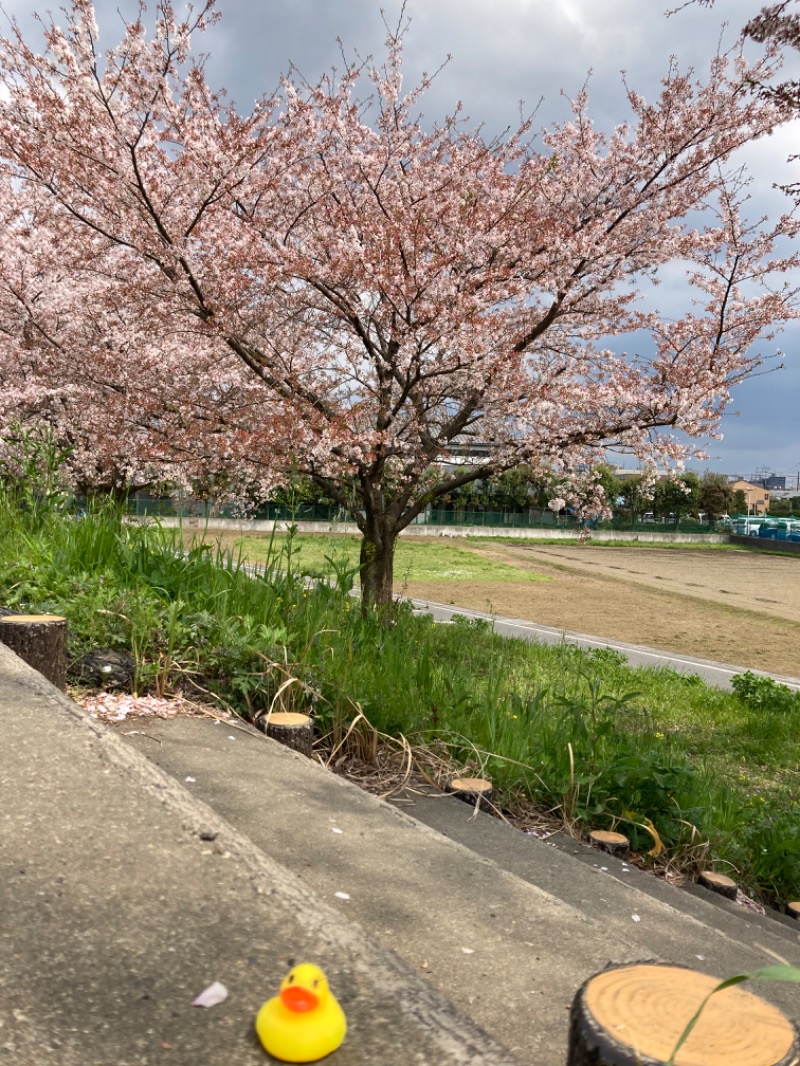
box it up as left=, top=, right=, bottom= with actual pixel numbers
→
left=0, top=614, right=67, bottom=690
left=697, top=870, right=738, bottom=900
left=446, top=777, right=493, bottom=806
left=568, top=962, right=800, bottom=1066
left=589, top=830, right=631, bottom=859
left=260, top=712, right=314, bottom=758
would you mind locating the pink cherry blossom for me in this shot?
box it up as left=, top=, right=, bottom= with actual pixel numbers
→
left=0, top=3, right=797, bottom=606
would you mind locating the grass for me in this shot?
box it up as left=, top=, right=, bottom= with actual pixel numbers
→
left=234, top=532, right=552, bottom=584
left=2, top=496, right=799, bottom=905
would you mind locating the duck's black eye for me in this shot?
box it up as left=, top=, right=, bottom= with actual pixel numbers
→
left=313, top=979, right=320, bottom=988
left=287, top=973, right=295, bottom=984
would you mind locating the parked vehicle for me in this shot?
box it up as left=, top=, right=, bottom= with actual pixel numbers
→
left=731, top=516, right=765, bottom=536
left=759, top=518, right=800, bottom=541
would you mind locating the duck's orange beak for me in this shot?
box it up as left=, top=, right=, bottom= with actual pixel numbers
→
left=280, top=985, right=319, bottom=1013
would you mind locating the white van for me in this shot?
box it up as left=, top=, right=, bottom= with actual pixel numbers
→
left=732, top=517, right=764, bottom=536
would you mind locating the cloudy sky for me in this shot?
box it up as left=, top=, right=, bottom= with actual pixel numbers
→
left=6, top=0, right=800, bottom=483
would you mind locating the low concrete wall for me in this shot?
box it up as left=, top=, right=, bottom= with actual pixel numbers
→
left=150, top=516, right=727, bottom=545
left=729, top=533, right=800, bottom=555
left=408, top=527, right=728, bottom=544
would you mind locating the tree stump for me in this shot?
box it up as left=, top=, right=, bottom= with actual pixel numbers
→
left=259, top=712, right=314, bottom=758
left=786, top=901, right=800, bottom=921
left=589, top=830, right=631, bottom=859
left=0, top=614, right=68, bottom=690
left=568, top=961, right=800, bottom=1066
left=698, top=870, right=738, bottom=900
left=446, top=777, right=493, bottom=807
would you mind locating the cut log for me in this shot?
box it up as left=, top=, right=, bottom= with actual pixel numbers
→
left=786, top=901, right=800, bottom=921
left=589, top=830, right=631, bottom=859
left=0, top=614, right=68, bottom=690
left=697, top=870, right=738, bottom=900
left=568, top=961, right=800, bottom=1066
left=259, top=711, right=314, bottom=758
left=447, top=777, right=493, bottom=806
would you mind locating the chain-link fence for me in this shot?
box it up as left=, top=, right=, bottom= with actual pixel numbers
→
left=126, top=494, right=720, bottom=533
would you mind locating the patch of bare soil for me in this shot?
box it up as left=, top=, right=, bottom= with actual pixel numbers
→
left=401, top=542, right=800, bottom=678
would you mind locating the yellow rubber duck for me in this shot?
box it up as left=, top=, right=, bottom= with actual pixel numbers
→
left=255, top=962, right=347, bottom=1063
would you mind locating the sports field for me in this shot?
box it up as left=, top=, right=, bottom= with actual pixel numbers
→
left=399, top=540, right=800, bottom=677
left=201, top=529, right=800, bottom=678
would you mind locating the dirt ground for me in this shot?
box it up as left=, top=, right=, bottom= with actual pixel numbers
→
left=212, top=529, right=800, bottom=678
left=399, top=541, right=800, bottom=678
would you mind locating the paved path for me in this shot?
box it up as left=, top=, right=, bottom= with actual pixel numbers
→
left=0, top=643, right=515, bottom=1066
left=410, top=596, right=800, bottom=692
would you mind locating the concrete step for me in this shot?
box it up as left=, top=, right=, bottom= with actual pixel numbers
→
left=115, top=715, right=800, bottom=1064
left=0, top=646, right=518, bottom=1066
left=403, top=785, right=800, bottom=961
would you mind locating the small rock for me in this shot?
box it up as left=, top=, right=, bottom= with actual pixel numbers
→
left=73, top=648, right=135, bottom=688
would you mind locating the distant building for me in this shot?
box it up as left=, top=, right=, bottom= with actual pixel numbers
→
left=740, top=473, right=787, bottom=491
left=730, top=479, right=770, bottom=514
left=610, top=466, right=669, bottom=482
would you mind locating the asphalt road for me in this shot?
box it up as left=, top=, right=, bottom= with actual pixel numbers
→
left=239, top=559, right=800, bottom=693
left=409, top=597, right=800, bottom=693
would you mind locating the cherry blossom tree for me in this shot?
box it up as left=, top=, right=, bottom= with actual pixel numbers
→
left=0, top=226, right=286, bottom=499
left=687, top=1, right=800, bottom=201
left=690, top=0, right=799, bottom=75
left=0, top=1, right=798, bottom=607
left=686, top=2, right=800, bottom=108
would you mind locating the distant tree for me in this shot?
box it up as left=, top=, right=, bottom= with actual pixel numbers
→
left=594, top=465, right=624, bottom=515
left=768, top=495, right=791, bottom=514
left=618, top=474, right=649, bottom=523
left=699, top=472, right=734, bottom=517
left=682, top=472, right=702, bottom=516
left=438, top=479, right=485, bottom=513
left=489, top=466, right=558, bottom=511
left=732, top=488, right=749, bottom=512
left=652, top=473, right=700, bottom=522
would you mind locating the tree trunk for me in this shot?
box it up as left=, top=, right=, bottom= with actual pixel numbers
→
left=697, top=870, right=738, bottom=900
left=359, top=518, right=397, bottom=611
left=568, top=962, right=799, bottom=1066
left=589, top=829, right=631, bottom=859
left=447, top=777, right=494, bottom=807
left=0, top=614, right=68, bottom=690
left=259, top=711, right=314, bottom=758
